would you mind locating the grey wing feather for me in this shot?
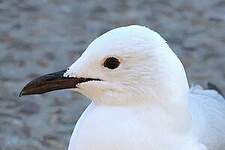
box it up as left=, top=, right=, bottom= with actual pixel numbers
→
left=189, top=85, right=225, bottom=150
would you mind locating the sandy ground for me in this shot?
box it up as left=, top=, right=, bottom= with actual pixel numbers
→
left=0, top=0, right=225, bottom=149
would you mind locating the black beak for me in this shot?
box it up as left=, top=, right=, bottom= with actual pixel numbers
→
left=19, top=69, right=101, bottom=97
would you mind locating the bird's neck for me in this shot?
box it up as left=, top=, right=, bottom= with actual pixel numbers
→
left=93, top=92, right=192, bottom=135
left=143, top=85, right=192, bottom=134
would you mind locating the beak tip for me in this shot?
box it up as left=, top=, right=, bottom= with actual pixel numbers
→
left=19, top=91, right=23, bottom=97
left=19, top=89, right=26, bottom=97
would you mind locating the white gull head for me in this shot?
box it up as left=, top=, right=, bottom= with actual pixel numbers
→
left=64, top=25, right=207, bottom=150
left=64, top=25, right=189, bottom=108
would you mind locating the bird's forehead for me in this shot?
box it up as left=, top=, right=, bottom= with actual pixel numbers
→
left=84, top=25, right=166, bottom=57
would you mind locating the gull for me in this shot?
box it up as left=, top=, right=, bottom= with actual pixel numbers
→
left=20, top=25, right=225, bottom=150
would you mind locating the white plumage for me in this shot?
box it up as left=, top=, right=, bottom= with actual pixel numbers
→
left=63, top=25, right=225, bottom=150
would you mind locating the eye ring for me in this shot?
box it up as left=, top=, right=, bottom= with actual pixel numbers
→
left=103, top=57, right=120, bottom=69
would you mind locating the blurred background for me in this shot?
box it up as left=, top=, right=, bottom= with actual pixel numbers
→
left=0, top=0, right=225, bottom=149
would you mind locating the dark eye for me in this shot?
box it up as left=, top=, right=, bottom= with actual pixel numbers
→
left=103, top=57, right=120, bottom=69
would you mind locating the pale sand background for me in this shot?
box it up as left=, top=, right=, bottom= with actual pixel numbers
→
left=0, top=0, right=225, bottom=149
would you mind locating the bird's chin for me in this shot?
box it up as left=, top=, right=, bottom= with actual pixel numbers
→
left=75, top=81, right=132, bottom=105
left=74, top=81, right=107, bottom=102
left=76, top=80, right=105, bottom=90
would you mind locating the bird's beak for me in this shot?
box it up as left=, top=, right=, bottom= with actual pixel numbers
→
left=19, top=69, right=101, bottom=97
